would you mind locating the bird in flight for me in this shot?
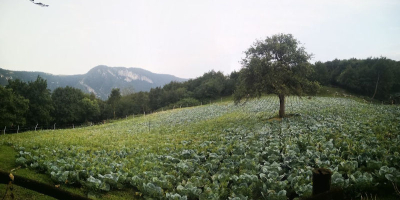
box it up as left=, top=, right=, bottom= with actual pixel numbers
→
left=29, top=0, right=49, bottom=7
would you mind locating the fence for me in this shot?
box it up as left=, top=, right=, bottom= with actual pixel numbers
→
left=1, top=112, right=157, bottom=135
left=2, top=97, right=233, bottom=135
left=1, top=121, right=104, bottom=135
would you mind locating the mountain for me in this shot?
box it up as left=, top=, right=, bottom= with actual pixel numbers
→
left=0, top=65, right=187, bottom=100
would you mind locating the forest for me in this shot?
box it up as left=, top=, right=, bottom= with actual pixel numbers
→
left=1, top=57, right=400, bottom=130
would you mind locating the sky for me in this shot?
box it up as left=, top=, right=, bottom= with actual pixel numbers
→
left=0, top=0, right=399, bottom=79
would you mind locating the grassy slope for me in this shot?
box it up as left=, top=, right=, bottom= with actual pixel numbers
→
left=0, top=87, right=399, bottom=199
left=317, top=86, right=386, bottom=104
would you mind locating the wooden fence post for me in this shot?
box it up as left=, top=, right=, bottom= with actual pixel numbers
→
left=53, top=123, right=56, bottom=130
left=35, top=124, right=38, bottom=131
left=3, top=126, right=5, bottom=135
left=17, top=125, right=19, bottom=134
left=312, top=168, right=332, bottom=195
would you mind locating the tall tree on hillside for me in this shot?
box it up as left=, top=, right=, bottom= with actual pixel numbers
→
left=107, top=88, right=121, bottom=119
left=26, top=76, right=54, bottom=126
left=149, top=87, right=163, bottom=110
left=80, top=97, right=100, bottom=122
left=115, top=95, right=136, bottom=117
left=311, top=62, right=330, bottom=85
left=335, top=58, right=396, bottom=100
left=391, top=61, right=400, bottom=95
left=7, top=76, right=53, bottom=126
left=337, top=66, right=360, bottom=91
left=235, top=33, right=319, bottom=118
left=0, top=86, right=29, bottom=128
left=6, top=79, right=29, bottom=95
left=194, top=71, right=226, bottom=100
left=52, top=86, right=85, bottom=125
left=222, top=71, right=240, bottom=96
left=370, top=58, right=394, bottom=100
left=133, top=92, right=149, bottom=114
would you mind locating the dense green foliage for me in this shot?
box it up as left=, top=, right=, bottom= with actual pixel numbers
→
left=0, top=86, right=29, bottom=127
left=147, top=70, right=237, bottom=111
left=0, top=70, right=238, bottom=129
left=52, top=86, right=100, bottom=125
left=1, top=97, right=399, bottom=199
left=100, top=70, right=238, bottom=120
left=310, top=57, right=400, bottom=102
left=235, top=34, right=320, bottom=118
left=6, top=76, right=54, bottom=126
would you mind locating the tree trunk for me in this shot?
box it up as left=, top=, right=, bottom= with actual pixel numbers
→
left=371, top=72, right=380, bottom=99
left=279, top=94, right=285, bottom=118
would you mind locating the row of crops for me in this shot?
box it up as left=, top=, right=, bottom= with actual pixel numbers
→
left=1, top=96, right=399, bottom=199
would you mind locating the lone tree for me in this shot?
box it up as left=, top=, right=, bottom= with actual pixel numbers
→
left=235, top=33, right=319, bottom=118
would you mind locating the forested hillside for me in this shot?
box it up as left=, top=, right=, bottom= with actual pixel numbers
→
left=0, top=70, right=238, bottom=129
left=1, top=56, right=400, bottom=130
left=310, top=57, right=400, bottom=102
left=0, top=65, right=186, bottom=100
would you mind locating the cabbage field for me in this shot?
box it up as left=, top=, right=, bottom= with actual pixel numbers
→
left=1, top=96, right=399, bottom=199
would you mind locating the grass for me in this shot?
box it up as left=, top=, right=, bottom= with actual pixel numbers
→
left=317, top=85, right=386, bottom=104
left=0, top=145, right=57, bottom=200
left=317, top=85, right=352, bottom=97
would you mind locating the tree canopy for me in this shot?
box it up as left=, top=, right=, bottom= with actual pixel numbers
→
left=310, top=57, right=400, bottom=101
left=52, top=86, right=100, bottom=125
left=0, top=86, right=29, bottom=127
left=235, top=33, right=319, bottom=118
left=7, top=76, right=54, bottom=126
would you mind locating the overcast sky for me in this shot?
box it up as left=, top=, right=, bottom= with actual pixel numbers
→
left=0, top=0, right=399, bottom=79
